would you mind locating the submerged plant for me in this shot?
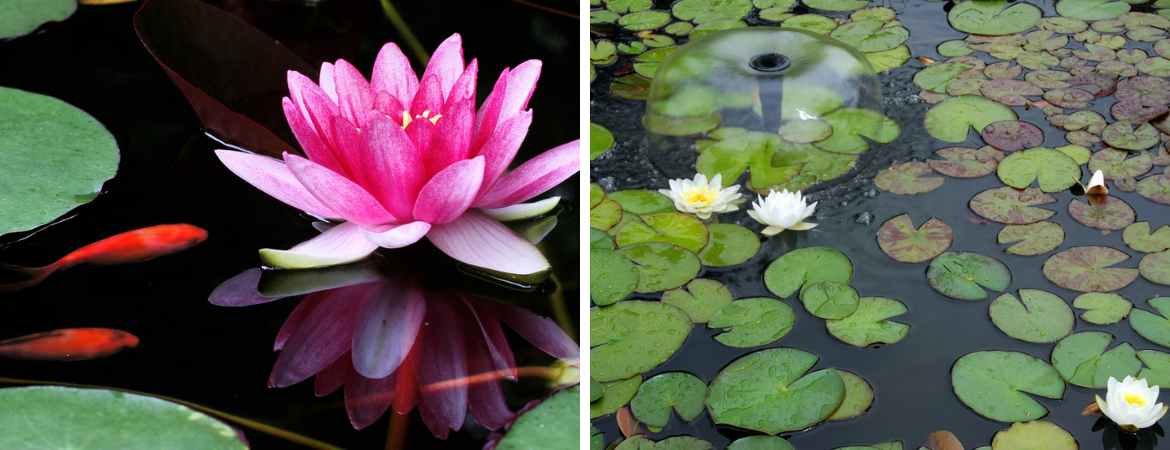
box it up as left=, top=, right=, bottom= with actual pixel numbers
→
left=1096, top=376, right=1168, bottom=432
left=215, top=34, right=579, bottom=275
left=658, top=173, right=742, bottom=219
left=747, top=189, right=817, bottom=235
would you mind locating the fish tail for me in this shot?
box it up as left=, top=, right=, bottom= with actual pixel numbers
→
left=0, top=264, right=57, bottom=294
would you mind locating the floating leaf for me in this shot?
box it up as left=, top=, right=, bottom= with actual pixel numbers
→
left=629, top=373, right=707, bottom=428
left=707, top=348, right=844, bottom=435
left=800, top=281, right=860, bottom=320
left=709, top=297, right=796, bottom=347
left=0, top=0, right=75, bottom=39
left=1068, top=196, right=1136, bottom=230
left=830, top=20, right=908, bottom=53
left=1088, top=149, right=1153, bottom=181
left=1139, top=251, right=1170, bottom=285
left=618, top=242, right=702, bottom=293
left=590, top=377, right=642, bottom=419
left=1110, top=100, right=1168, bottom=125
left=616, top=212, right=710, bottom=253
left=1124, top=222, right=1170, bottom=253
left=1138, top=174, right=1170, bottom=204
left=690, top=18, right=748, bottom=38
left=782, top=14, right=838, bottom=34
left=1039, top=16, right=1090, bottom=33
left=998, top=221, right=1064, bottom=255
left=827, top=370, right=874, bottom=420
left=990, top=421, right=1077, bottom=450
left=1043, top=246, right=1138, bottom=292
left=951, top=351, right=1064, bottom=422
left=1025, top=70, right=1072, bottom=89
left=1050, top=331, right=1141, bottom=388
left=825, top=297, right=909, bottom=347
left=1136, top=56, right=1170, bottom=77
left=610, top=74, right=653, bottom=100
left=948, top=0, right=1041, bottom=35
left=981, top=121, right=1044, bottom=152
left=656, top=436, right=714, bottom=450
left=662, top=279, right=735, bottom=323
left=618, top=10, right=673, bottom=30
left=1130, top=297, right=1170, bottom=348
left=969, top=186, right=1057, bottom=225
left=591, top=302, right=691, bottom=382
left=591, top=248, right=638, bottom=306
left=1137, top=349, right=1170, bottom=387
left=925, top=95, right=1018, bottom=143
left=764, top=247, right=853, bottom=298
left=989, top=289, right=1075, bottom=343
left=698, top=223, right=760, bottom=267
left=671, top=0, right=752, bottom=23
left=814, top=108, right=899, bottom=154
left=727, top=436, right=796, bottom=450
left=696, top=133, right=803, bottom=192
left=927, top=252, right=1012, bottom=301
left=1043, top=87, right=1095, bottom=109
left=939, top=41, right=974, bottom=57
left=979, top=80, right=1044, bottom=107
left=996, top=147, right=1080, bottom=192
left=1102, top=120, right=1160, bottom=150
left=607, top=190, right=676, bottom=215
left=874, top=162, right=945, bottom=195
left=778, top=119, right=833, bottom=144
left=591, top=200, right=623, bottom=231
left=928, top=146, right=1005, bottom=178
left=877, top=214, right=952, bottom=263
left=805, top=0, right=871, bottom=12
left=1073, top=292, right=1133, bottom=324
left=590, top=123, right=615, bottom=161
left=496, top=386, right=579, bottom=450
left=946, top=78, right=985, bottom=97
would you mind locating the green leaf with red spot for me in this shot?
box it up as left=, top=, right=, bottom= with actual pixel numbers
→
left=1103, top=120, right=1160, bottom=151
left=1043, top=246, right=1138, bottom=292
left=1123, top=222, right=1170, bottom=253
left=969, top=186, right=1057, bottom=225
left=980, top=80, right=1044, bottom=107
left=1137, top=174, right=1170, bottom=204
left=877, top=214, right=953, bottom=263
left=999, top=221, right=1065, bottom=255
left=1067, top=196, right=1136, bottom=231
left=929, top=146, right=1005, bottom=178
left=1139, top=251, right=1170, bottom=285
left=874, top=162, right=945, bottom=195
left=1088, top=149, right=1153, bottom=180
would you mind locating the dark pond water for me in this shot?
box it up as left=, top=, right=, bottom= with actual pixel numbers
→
left=592, top=0, right=1170, bottom=448
left=0, top=1, right=578, bottom=448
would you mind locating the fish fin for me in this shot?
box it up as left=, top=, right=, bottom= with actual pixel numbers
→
left=0, top=264, right=56, bottom=294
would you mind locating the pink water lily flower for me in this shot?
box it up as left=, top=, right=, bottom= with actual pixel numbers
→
left=216, top=34, right=579, bottom=274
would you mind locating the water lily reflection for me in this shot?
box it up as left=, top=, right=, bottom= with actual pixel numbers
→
left=209, top=260, right=578, bottom=436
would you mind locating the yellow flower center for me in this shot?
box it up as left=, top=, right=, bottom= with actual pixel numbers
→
left=401, top=110, right=442, bottom=129
left=1124, top=392, right=1149, bottom=407
left=681, top=186, right=716, bottom=205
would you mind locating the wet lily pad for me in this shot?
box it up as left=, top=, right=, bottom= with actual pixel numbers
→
left=1116, top=76, right=1170, bottom=107
left=690, top=19, right=747, bottom=38
left=927, top=252, right=1012, bottom=301
left=1043, top=246, right=1138, bottom=292
left=591, top=247, right=638, bottom=306
left=662, top=278, right=734, bottom=324
left=607, top=190, right=676, bottom=215
left=814, top=108, right=899, bottom=154
left=939, top=40, right=974, bottom=57
left=830, top=20, right=908, bottom=53
left=1139, top=250, right=1170, bottom=285
left=1018, top=51, right=1061, bottom=71
left=616, top=212, right=710, bottom=253
left=496, top=386, right=579, bottom=450
left=672, top=0, right=752, bottom=23
left=1068, top=195, right=1136, bottom=230
left=800, top=281, right=860, bottom=320
left=981, top=120, right=1044, bottom=152
left=591, top=123, right=615, bottom=161
left=0, top=0, right=75, bottom=39
left=591, top=200, right=623, bottom=231
left=1136, top=57, right=1170, bottom=77
left=778, top=119, right=832, bottom=144
left=996, top=147, right=1080, bottom=192
left=618, top=10, right=673, bottom=31
left=782, top=14, right=839, bottom=34
left=590, top=377, right=642, bottom=418
left=998, top=221, right=1065, bottom=255
left=727, top=436, right=796, bottom=450
left=591, top=301, right=691, bottom=382
left=1063, top=111, right=1107, bottom=135
left=1073, top=292, right=1133, bottom=324
left=1102, top=120, right=1160, bottom=150
left=877, top=214, right=952, bottom=263
left=1130, top=297, right=1170, bottom=348
left=805, top=0, right=870, bottom=11
left=1026, top=70, right=1072, bottom=90
left=764, top=247, right=853, bottom=298
left=969, top=186, right=1057, bottom=225
left=825, top=297, right=909, bottom=347
left=930, top=146, right=1004, bottom=178
left=948, top=0, right=1041, bottom=36
left=1124, top=222, right=1170, bottom=253
left=874, top=162, right=945, bottom=195
left=1137, top=349, right=1170, bottom=387
left=984, top=61, right=1023, bottom=79
left=618, top=242, right=703, bottom=292
left=1051, top=331, right=1141, bottom=388
left=1055, top=144, right=1092, bottom=165
left=979, top=80, right=1044, bottom=107
left=925, top=95, right=1018, bottom=143
left=709, top=297, right=796, bottom=347
left=610, top=74, right=654, bottom=101
left=771, top=144, right=858, bottom=185
left=707, top=348, right=845, bottom=435
left=989, top=289, right=1075, bottom=343
left=1137, top=174, right=1170, bottom=204
left=951, top=351, right=1065, bottom=422
left=696, top=133, right=803, bottom=192
left=990, top=421, right=1077, bottom=450
left=1110, top=100, right=1168, bottom=124
left=866, top=45, right=912, bottom=72
left=827, top=370, right=874, bottom=420
left=698, top=223, right=761, bottom=267
left=945, top=78, right=985, bottom=97
left=1088, top=148, right=1153, bottom=180
left=1044, top=87, right=1095, bottom=109
left=1039, top=16, right=1090, bottom=33
left=629, top=372, right=707, bottom=428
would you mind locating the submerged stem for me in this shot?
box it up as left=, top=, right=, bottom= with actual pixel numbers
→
left=377, top=0, right=430, bottom=66
left=547, top=272, right=575, bottom=337
left=421, top=366, right=560, bottom=393
left=385, top=410, right=410, bottom=450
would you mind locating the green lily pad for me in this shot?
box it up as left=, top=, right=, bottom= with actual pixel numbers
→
left=829, top=20, right=909, bottom=53
left=727, top=436, right=796, bottom=450
left=1061, top=110, right=1107, bottom=134
left=998, top=221, right=1064, bottom=255
left=1039, top=16, right=1090, bottom=33
left=689, top=19, right=747, bottom=38
left=759, top=8, right=794, bottom=22
left=1050, top=331, right=1141, bottom=388
left=771, top=143, right=858, bottom=184
left=945, top=77, right=985, bottom=97
left=707, top=348, right=845, bottom=435
left=804, top=0, right=870, bottom=12
left=496, top=386, right=579, bottom=450
left=865, top=45, right=911, bottom=72
left=1130, top=297, right=1170, bottom=348
left=782, top=14, right=839, bottom=34
left=0, top=87, right=120, bottom=236
left=980, top=80, right=1045, bottom=107
left=591, top=301, right=691, bottom=382
left=764, top=247, right=853, bottom=298
left=815, top=108, right=899, bottom=154
left=1073, top=292, right=1133, bottom=324
left=925, top=95, right=1019, bottom=143
left=1026, top=70, right=1072, bottom=90
left=1102, top=120, right=1160, bottom=150
left=0, top=0, right=76, bottom=40
left=996, top=147, right=1080, bottom=192
left=1137, top=349, right=1170, bottom=387
left=696, top=133, right=803, bottom=192
left=1068, top=196, right=1136, bottom=231
left=948, top=0, right=1041, bottom=36
left=825, top=296, right=910, bottom=347
left=969, top=186, right=1057, bottom=225
left=618, top=242, right=703, bottom=293
left=1088, top=149, right=1153, bottom=181
left=1044, top=87, right=1095, bottom=109
left=590, top=377, right=642, bottom=419
left=607, top=190, right=676, bottom=216
left=990, top=421, right=1077, bottom=450
left=590, top=199, right=623, bottom=231
left=665, top=21, right=695, bottom=35
left=1139, top=250, right=1170, bottom=285
left=662, top=278, right=735, bottom=323
left=591, top=10, right=620, bottom=24
left=1055, top=145, right=1092, bottom=165
left=656, top=436, right=714, bottom=450
left=989, top=289, right=1075, bottom=343
left=914, top=62, right=975, bottom=94
left=616, top=212, right=710, bottom=253
left=1043, top=246, right=1138, bottom=292
left=1136, top=57, right=1170, bottom=77
left=951, top=351, right=1065, bottom=422
left=939, top=40, right=974, bottom=57
left=629, top=372, right=707, bottom=428
left=709, top=297, right=796, bottom=347
left=877, top=214, right=952, bottom=263
left=671, top=0, right=752, bottom=23
left=698, top=223, right=760, bottom=267
left=929, top=146, right=1005, bottom=178
left=0, top=386, right=246, bottom=449
left=827, top=370, right=874, bottom=420
left=618, top=10, right=673, bottom=30
left=1137, top=174, right=1170, bottom=204
left=591, top=248, right=638, bottom=306
left=874, top=162, right=945, bottom=195
left=800, top=281, right=860, bottom=320
left=606, top=0, right=653, bottom=12
left=590, top=123, right=615, bottom=161
left=926, top=252, right=1012, bottom=301
left=590, top=377, right=603, bottom=402
left=778, top=119, right=833, bottom=144
left=591, top=40, right=618, bottom=65
left=1124, top=222, right=1170, bottom=253
left=1058, top=0, right=1131, bottom=22
left=984, top=61, right=1023, bottom=80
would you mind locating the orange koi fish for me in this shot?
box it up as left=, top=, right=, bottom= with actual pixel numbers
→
left=0, top=328, right=139, bottom=361
left=0, top=224, right=207, bottom=293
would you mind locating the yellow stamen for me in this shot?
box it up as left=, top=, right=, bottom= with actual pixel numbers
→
left=401, top=111, right=413, bottom=129
left=1124, top=392, right=1148, bottom=407
left=681, top=186, right=716, bottom=205
left=400, top=110, right=442, bottom=129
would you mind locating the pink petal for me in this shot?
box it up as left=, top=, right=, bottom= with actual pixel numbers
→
left=285, top=153, right=397, bottom=226
left=297, top=85, right=343, bottom=153
left=319, top=62, right=337, bottom=102
left=283, top=97, right=343, bottom=175
left=215, top=150, right=339, bottom=218
left=391, top=349, right=420, bottom=415
left=420, top=34, right=464, bottom=100
left=425, top=92, right=475, bottom=177
left=258, top=221, right=379, bottom=269
left=480, top=197, right=560, bottom=222
left=361, top=221, right=430, bottom=248
left=499, top=60, right=541, bottom=125
left=413, top=157, right=485, bottom=224
left=275, top=293, right=326, bottom=351
left=403, top=114, right=436, bottom=161
left=371, top=42, right=418, bottom=104
left=463, top=297, right=516, bottom=376
left=326, top=115, right=369, bottom=187
left=288, top=71, right=337, bottom=130
left=345, top=367, right=398, bottom=429
left=313, top=351, right=349, bottom=397
left=270, top=287, right=364, bottom=388
left=471, top=69, right=508, bottom=156
left=474, top=140, right=580, bottom=209
left=450, top=58, right=478, bottom=105
left=426, top=210, right=549, bottom=275
left=466, top=339, right=515, bottom=430
left=482, top=301, right=579, bottom=364
left=333, top=59, right=375, bottom=129
left=208, top=268, right=285, bottom=307
left=416, top=296, right=468, bottom=435
left=361, top=116, right=425, bottom=220
left=475, top=110, right=532, bottom=196
left=352, top=281, right=426, bottom=379
left=373, top=91, right=407, bottom=122
left=410, top=74, right=445, bottom=119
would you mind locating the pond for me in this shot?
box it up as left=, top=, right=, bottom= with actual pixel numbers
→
left=591, top=0, right=1170, bottom=449
left=0, top=0, right=579, bottom=449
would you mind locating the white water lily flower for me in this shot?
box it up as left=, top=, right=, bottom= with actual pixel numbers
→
left=659, top=173, right=742, bottom=219
left=1087, top=169, right=1108, bottom=195
left=1097, top=376, right=1168, bottom=432
left=747, top=189, right=817, bottom=235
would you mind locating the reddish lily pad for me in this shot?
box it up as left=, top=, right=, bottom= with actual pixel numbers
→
left=981, top=120, right=1044, bottom=152
left=610, top=74, right=653, bottom=101
left=1066, top=130, right=1102, bottom=147
left=1061, top=110, right=1107, bottom=133
left=1017, top=51, right=1061, bottom=71
left=877, top=214, right=953, bottom=263
left=989, top=289, right=1075, bottom=343
left=996, top=147, right=1080, bottom=192
left=1026, top=70, right=1072, bottom=89
left=1097, top=60, right=1139, bottom=77
left=1068, top=72, right=1118, bottom=98
left=1073, top=292, right=1133, bottom=324
left=926, top=252, right=1012, bottom=301
left=1137, top=173, right=1170, bottom=204
left=1116, top=76, right=1170, bottom=107
left=1123, top=222, right=1170, bottom=253
left=980, top=80, right=1044, bottom=107
left=1038, top=16, right=1089, bottom=34
left=874, top=162, right=944, bottom=195
left=970, top=186, right=1057, bottom=224
left=1088, top=148, right=1153, bottom=180
left=1067, top=195, right=1136, bottom=231
left=929, top=146, right=1005, bottom=178
left=1109, top=100, right=1168, bottom=124
left=1043, top=87, right=1095, bottom=108
left=1042, top=246, right=1139, bottom=292
left=924, top=95, right=1018, bottom=143
left=1102, top=120, right=1160, bottom=150
left=984, top=61, right=1023, bottom=79
left=1139, top=251, right=1170, bottom=285
left=998, top=221, right=1065, bottom=255
left=945, top=78, right=986, bottom=97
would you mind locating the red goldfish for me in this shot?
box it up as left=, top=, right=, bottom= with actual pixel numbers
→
left=0, top=224, right=207, bottom=293
left=0, top=328, right=139, bottom=361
